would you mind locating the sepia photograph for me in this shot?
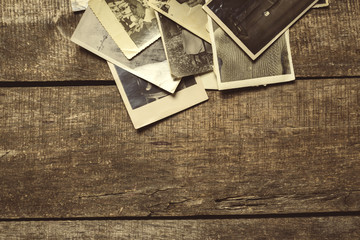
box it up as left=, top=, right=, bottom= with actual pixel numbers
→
left=89, top=0, right=160, bottom=59
left=108, top=63, right=208, bottom=129
left=71, top=0, right=89, bottom=11
left=71, top=8, right=180, bottom=93
left=313, top=0, right=329, bottom=8
left=156, top=13, right=213, bottom=78
left=204, top=0, right=318, bottom=60
left=148, top=0, right=211, bottom=42
left=209, top=20, right=295, bottom=90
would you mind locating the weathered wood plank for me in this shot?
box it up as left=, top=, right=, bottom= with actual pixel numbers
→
left=0, top=0, right=112, bottom=82
left=0, top=0, right=359, bottom=82
left=1, top=78, right=359, bottom=218
left=1, top=217, right=360, bottom=239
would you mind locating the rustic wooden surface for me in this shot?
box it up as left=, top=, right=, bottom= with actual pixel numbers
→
left=1, top=217, right=360, bottom=239
left=1, top=78, right=360, bottom=218
left=1, top=0, right=360, bottom=238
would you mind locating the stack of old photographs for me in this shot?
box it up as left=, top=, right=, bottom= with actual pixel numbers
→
left=70, top=0, right=329, bottom=129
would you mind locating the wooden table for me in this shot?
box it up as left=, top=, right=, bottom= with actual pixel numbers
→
left=1, top=0, right=360, bottom=238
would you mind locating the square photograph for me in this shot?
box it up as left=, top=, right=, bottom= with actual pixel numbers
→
left=109, top=63, right=208, bottom=129
left=71, top=8, right=180, bottom=93
left=89, top=0, right=160, bottom=59
left=204, top=0, right=318, bottom=60
left=156, top=12, right=213, bottom=78
left=210, top=19, right=295, bottom=90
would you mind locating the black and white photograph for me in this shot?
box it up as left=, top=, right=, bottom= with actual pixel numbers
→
left=71, top=8, right=180, bottom=93
left=108, top=63, right=208, bottom=129
left=89, top=0, right=160, bottom=59
left=210, top=20, right=295, bottom=90
left=204, top=0, right=318, bottom=59
left=71, top=0, right=88, bottom=12
left=148, top=0, right=210, bottom=42
left=313, top=0, right=329, bottom=8
left=156, top=13, right=213, bottom=78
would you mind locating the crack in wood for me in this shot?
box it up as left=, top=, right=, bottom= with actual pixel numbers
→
left=215, top=191, right=360, bottom=210
left=0, top=151, right=10, bottom=159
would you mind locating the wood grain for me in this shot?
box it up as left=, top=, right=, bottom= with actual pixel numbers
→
left=1, top=217, right=360, bottom=239
left=1, top=78, right=359, bottom=218
left=0, top=0, right=359, bottom=82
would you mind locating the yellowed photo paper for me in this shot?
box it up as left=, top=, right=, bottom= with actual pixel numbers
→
left=210, top=19, right=295, bottom=90
left=204, top=0, right=318, bottom=60
left=71, top=0, right=89, bottom=11
left=148, top=0, right=210, bottom=42
left=89, top=0, right=160, bottom=59
left=71, top=8, right=180, bottom=93
left=313, top=0, right=329, bottom=8
left=156, top=12, right=213, bottom=78
left=195, top=71, right=218, bottom=90
left=108, top=62, right=208, bottom=129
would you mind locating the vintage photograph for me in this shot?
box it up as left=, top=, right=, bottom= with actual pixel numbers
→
left=148, top=0, right=210, bottom=42
left=204, top=0, right=318, bottom=60
left=195, top=71, right=219, bottom=90
left=71, top=8, right=180, bottom=93
left=108, top=63, right=208, bottom=129
left=156, top=13, right=213, bottom=78
left=89, top=0, right=160, bottom=59
left=210, top=20, right=295, bottom=90
left=71, top=0, right=89, bottom=11
left=313, top=0, right=329, bottom=8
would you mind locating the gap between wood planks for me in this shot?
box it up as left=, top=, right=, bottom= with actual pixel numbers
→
left=0, top=76, right=359, bottom=88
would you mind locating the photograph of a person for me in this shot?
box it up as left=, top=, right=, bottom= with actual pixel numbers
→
left=108, top=63, right=208, bottom=129
left=89, top=0, right=160, bottom=59
left=210, top=20, right=295, bottom=90
left=71, top=8, right=180, bottom=93
left=157, top=13, right=213, bottom=78
left=148, top=0, right=210, bottom=42
left=204, top=0, right=318, bottom=59
left=313, top=0, right=329, bottom=8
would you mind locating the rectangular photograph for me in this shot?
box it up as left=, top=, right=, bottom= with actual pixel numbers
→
left=71, top=8, right=180, bottom=93
left=209, top=20, right=295, bottom=90
left=204, top=0, right=318, bottom=60
left=148, top=0, right=210, bottom=42
left=88, top=0, right=160, bottom=59
left=313, top=0, right=329, bottom=8
left=108, top=62, right=208, bottom=129
left=156, top=12, right=213, bottom=78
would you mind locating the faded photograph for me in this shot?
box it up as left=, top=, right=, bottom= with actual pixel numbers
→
left=105, top=0, right=159, bottom=47
left=114, top=65, right=196, bottom=109
left=157, top=13, right=213, bottom=78
left=211, top=21, right=294, bottom=89
left=205, top=0, right=317, bottom=57
left=154, top=0, right=205, bottom=13
left=109, top=63, right=208, bottom=129
left=71, top=8, right=180, bottom=93
left=148, top=0, right=210, bottom=42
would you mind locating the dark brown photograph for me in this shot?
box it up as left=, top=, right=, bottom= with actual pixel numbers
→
left=204, top=0, right=318, bottom=59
